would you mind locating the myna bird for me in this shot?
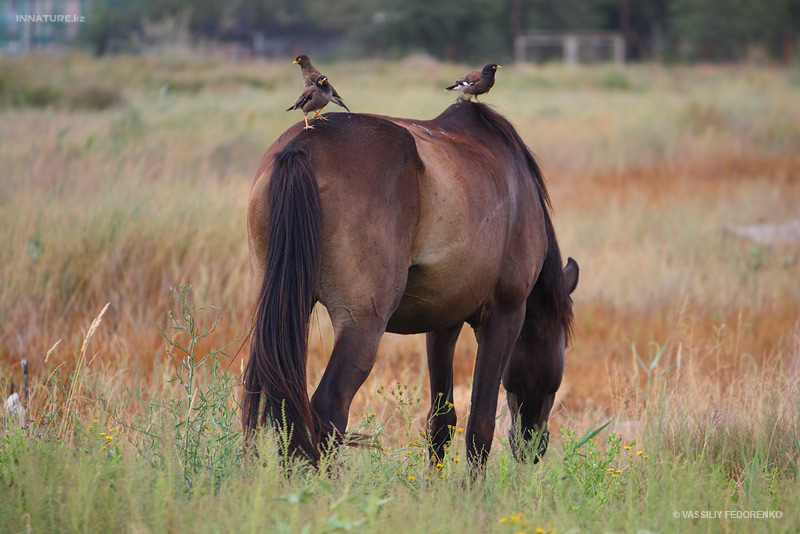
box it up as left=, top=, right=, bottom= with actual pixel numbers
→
left=292, top=54, right=350, bottom=112
left=287, top=75, right=333, bottom=130
left=444, top=63, right=502, bottom=102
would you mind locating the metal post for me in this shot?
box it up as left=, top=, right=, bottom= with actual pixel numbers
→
left=564, top=34, right=578, bottom=68
left=612, top=34, right=626, bottom=66
left=515, top=35, right=526, bottom=65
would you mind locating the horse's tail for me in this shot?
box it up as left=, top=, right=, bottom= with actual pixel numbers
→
left=242, top=145, right=323, bottom=463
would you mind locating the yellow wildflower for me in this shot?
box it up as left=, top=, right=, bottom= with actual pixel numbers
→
left=624, top=445, right=631, bottom=450
left=536, top=528, right=545, bottom=534
left=453, top=458, right=461, bottom=463
left=637, top=451, right=643, bottom=456
left=408, top=475, right=415, bottom=481
left=457, top=428, right=465, bottom=433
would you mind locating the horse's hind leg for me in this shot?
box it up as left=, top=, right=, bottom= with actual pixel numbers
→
left=465, top=305, right=526, bottom=469
left=310, top=317, right=385, bottom=449
left=426, top=321, right=463, bottom=462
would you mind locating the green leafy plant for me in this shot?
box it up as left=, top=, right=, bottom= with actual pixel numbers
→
left=559, top=421, right=622, bottom=507
left=104, top=284, right=244, bottom=491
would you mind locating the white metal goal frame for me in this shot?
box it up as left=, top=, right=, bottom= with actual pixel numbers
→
left=514, top=30, right=626, bottom=67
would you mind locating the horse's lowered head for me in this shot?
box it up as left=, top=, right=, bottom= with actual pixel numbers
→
left=504, top=257, right=579, bottom=462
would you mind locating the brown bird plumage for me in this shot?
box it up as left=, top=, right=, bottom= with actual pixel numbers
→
left=444, top=63, right=502, bottom=102
left=292, top=55, right=350, bottom=112
left=286, top=75, right=333, bottom=130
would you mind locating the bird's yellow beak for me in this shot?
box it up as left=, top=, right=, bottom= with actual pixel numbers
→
left=321, top=77, right=327, bottom=83
left=496, top=65, right=502, bottom=69
left=292, top=60, right=299, bottom=64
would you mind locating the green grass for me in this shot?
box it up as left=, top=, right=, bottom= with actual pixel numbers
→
left=2, top=404, right=797, bottom=533
left=3, top=287, right=799, bottom=533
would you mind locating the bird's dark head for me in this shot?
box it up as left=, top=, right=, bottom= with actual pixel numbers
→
left=314, top=75, right=330, bottom=90
left=293, top=55, right=311, bottom=67
left=482, top=63, right=502, bottom=77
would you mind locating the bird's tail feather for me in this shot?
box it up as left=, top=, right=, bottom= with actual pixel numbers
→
left=333, top=97, right=350, bottom=112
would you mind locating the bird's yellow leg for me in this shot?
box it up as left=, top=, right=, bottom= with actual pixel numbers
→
left=303, top=115, right=314, bottom=130
left=314, top=110, right=328, bottom=121
left=475, top=95, right=481, bottom=103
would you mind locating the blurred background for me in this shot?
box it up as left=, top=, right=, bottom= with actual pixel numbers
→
left=1, top=0, right=799, bottom=64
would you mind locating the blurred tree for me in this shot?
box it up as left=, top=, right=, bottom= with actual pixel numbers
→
left=83, top=0, right=142, bottom=55
left=670, top=0, right=800, bottom=61
left=222, top=0, right=306, bottom=42
left=356, top=0, right=508, bottom=61
left=619, top=0, right=671, bottom=60
left=523, top=0, right=618, bottom=30
left=80, top=0, right=799, bottom=62
left=302, top=0, right=382, bottom=33
left=141, top=0, right=228, bottom=38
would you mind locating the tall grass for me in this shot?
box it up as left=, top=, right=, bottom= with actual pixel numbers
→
left=2, top=291, right=797, bottom=532
left=1, top=55, right=799, bottom=531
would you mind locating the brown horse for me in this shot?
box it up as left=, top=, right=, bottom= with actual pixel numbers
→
left=243, top=101, right=578, bottom=470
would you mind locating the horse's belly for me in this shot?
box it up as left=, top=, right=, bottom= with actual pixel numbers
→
left=385, top=257, right=500, bottom=334
left=386, top=294, right=474, bottom=334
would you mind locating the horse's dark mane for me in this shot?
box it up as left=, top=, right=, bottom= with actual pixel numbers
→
left=461, top=102, right=573, bottom=338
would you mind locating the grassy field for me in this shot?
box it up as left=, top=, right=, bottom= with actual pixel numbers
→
left=1, top=53, right=799, bottom=533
